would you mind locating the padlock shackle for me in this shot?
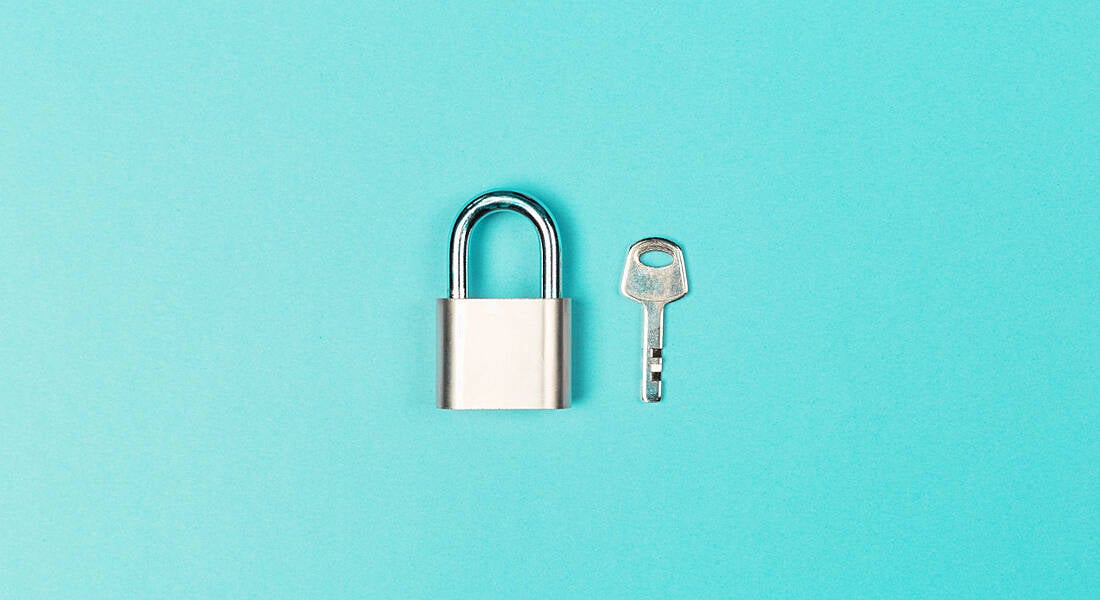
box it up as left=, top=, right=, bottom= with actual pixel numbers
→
left=449, top=190, right=562, bottom=299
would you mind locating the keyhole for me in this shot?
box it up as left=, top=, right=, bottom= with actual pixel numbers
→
left=640, top=250, right=673, bottom=267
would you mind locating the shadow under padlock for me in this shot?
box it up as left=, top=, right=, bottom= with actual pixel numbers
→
left=437, top=190, right=571, bottom=410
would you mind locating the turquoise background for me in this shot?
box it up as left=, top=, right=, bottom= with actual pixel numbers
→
left=2, top=2, right=1097, bottom=598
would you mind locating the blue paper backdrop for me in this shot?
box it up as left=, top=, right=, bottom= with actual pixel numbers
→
left=2, top=2, right=1097, bottom=598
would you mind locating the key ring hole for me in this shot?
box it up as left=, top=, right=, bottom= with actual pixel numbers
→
left=639, top=250, right=673, bottom=268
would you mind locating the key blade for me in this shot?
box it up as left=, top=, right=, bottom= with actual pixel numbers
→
left=620, top=237, right=688, bottom=303
left=642, top=301, right=664, bottom=402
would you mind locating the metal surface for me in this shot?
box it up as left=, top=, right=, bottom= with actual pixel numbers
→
left=438, top=190, right=571, bottom=410
left=438, top=298, right=570, bottom=409
left=620, top=237, right=688, bottom=403
left=449, top=190, right=561, bottom=299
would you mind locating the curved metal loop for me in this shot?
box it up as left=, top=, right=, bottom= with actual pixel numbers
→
left=449, top=190, right=561, bottom=299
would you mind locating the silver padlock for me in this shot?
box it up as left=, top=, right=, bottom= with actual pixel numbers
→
left=437, top=190, right=571, bottom=410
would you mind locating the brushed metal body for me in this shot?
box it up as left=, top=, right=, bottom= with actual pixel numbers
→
left=437, top=298, right=570, bottom=409
left=437, top=190, right=571, bottom=410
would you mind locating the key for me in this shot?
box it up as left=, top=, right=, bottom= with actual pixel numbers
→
left=620, top=237, right=688, bottom=402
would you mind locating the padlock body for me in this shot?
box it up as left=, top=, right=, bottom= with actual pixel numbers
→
left=437, top=298, right=571, bottom=409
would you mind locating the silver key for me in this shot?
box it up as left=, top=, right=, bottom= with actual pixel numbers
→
left=620, top=238, right=688, bottom=402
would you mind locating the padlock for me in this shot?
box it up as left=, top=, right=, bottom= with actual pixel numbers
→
left=437, top=190, right=571, bottom=410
